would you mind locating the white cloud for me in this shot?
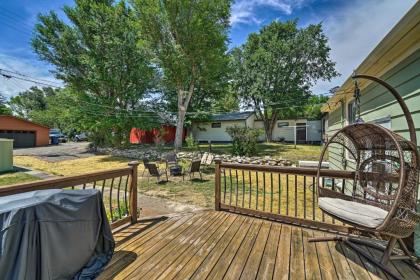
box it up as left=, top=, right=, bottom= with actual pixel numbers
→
left=311, top=0, right=416, bottom=94
left=0, top=51, right=62, bottom=98
left=230, top=0, right=308, bottom=26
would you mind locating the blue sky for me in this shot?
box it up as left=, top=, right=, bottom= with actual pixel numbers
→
left=0, top=0, right=416, bottom=98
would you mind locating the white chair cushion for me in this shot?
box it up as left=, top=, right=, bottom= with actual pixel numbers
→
left=318, top=197, right=388, bottom=228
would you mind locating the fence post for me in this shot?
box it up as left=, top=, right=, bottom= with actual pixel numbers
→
left=128, top=161, right=139, bottom=224
left=215, top=159, right=221, bottom=211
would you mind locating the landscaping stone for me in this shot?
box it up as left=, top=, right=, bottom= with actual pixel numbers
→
left=95, top=146, right=298, bottom=167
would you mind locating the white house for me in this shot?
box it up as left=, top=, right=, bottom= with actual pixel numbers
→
left=191, top=112, right=322, bottom=143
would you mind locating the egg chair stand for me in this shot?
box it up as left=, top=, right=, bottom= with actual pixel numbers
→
left=309, top=74, right=420, bottom=280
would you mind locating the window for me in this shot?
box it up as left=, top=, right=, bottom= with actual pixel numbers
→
left=277, top=122, right=289, bottom=128
left=347, top=101, right=356, bottom=124
left=211, top=122, right=221, bottom=128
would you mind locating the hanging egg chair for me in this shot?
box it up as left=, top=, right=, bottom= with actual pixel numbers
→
left=311, top=74, right=420, bottom=278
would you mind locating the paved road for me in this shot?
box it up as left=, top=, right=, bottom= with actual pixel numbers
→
left=13, top=142, right=95, bottom=162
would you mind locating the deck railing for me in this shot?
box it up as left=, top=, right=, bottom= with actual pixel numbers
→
left=215, top=160, right=356, bottom=233
left=0, top=161, right=139, bottom=230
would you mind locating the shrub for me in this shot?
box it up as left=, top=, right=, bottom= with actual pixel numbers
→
left=226, top=125, right=261, bottom=156
left=185, top=135, right=198, bottom=150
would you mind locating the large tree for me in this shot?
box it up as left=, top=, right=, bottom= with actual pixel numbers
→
left=32, top=0, right=156, bottom=146
left=0, top=93, right=12, bottom=115
left=231, top=20, right=338, bottom=142
left=132, top=0, right=231, bottom=150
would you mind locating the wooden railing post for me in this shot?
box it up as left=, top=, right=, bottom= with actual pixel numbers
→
left=128, top=161, right=139, bottom=224
left=215, top=160, right=221, bottom=211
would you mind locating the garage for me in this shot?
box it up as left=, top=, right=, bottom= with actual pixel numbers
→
left=0, top=130, right=36, bottom=148
left=0, top=115, right=50, bottom=148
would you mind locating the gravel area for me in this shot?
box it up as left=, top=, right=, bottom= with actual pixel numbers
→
left=13, top=142, right=95, bottom=162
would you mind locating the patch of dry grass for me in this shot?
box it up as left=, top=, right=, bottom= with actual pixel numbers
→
left=14, top=155, right=130, bottom=176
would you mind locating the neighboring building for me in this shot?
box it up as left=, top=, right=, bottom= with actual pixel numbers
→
left=191, top=111, right=322, bottom=143
left=0, top=115, right=50, bottom=148
left=191, top=112, right=254, bottom=142
left=321, top=3, right=420, bottom=254
left=130, top=125, right=186, bottom=144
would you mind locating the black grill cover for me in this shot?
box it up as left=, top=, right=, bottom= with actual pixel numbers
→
left=0, top=189, right=115, bottom=279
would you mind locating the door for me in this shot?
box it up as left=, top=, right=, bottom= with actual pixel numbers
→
left=296, top=123, right=306, bottom=143
left=0, top=130, right=36, bottom=148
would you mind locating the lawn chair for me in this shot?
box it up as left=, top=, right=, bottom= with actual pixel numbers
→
left=183, top=159, right=202, bottom=181
left=164, top=152, right=177, bottom=169
left=145, top=163, right=168, bottom=182
left=200, top=153, right=214, bottom=166
left=141, top=159, right=149, bottom=176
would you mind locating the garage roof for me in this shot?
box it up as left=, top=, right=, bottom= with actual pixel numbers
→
left=210, top=111, right=254, bottom=122
left=0, top=115, right=50, bottom=129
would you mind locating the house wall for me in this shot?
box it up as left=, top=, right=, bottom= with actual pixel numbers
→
left=245, top=114, right=255, bottom=128
left=255, top=119, right=322, bottom=143
left=307, top=120, right=322, bottom=142
left=192, top=120, right=246, bottom=142
left=327, top=49, right=420, bottom=169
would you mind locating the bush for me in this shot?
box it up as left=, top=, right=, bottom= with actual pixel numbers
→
left=185, top=135, right=198, bottom=150
left=226, top=125, right=261, bottom=156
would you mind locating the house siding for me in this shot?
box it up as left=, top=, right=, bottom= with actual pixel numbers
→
left=192, top=120, right=246, bottom=142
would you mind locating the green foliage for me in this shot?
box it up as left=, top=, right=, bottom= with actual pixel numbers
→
left=231, top=20, right=338, bottom=141
left=0, top=93, right=12, bottom=115
left=9, top=87, right=82, bottom=136
left=226, top=125, right=261, bottom=156
left=185, top=135, right=198, bottom=150
left=8, top=87, right=53, bottom=118
left=132, top=0, right=232, bottom=149
left=303, top=95, right=329, bottom=120
left=32, top=0, right=157, bottom=146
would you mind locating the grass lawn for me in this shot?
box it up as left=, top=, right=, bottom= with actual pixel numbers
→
left=185, top=142, right=325, bottom=163
left=14, top=155, right=130, bottom=176
left=0, top=171, right=39, bottom=186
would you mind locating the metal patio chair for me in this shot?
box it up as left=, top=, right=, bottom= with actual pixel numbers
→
left=164, top=152, right=177, bottom=169
left=183, top=159, right=203, bottom=181
left=145, top=162, right=168, bottom=183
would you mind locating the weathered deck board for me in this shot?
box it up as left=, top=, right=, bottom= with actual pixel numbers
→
left=102, top=210, right=420, bottom=280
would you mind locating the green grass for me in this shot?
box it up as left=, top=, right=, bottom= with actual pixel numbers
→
left=0, top=172, right=39, bottom=186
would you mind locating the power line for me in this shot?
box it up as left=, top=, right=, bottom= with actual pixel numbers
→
left=0, top=68, right=62, bottom=88
left=0, top=68, right=62, bottom=87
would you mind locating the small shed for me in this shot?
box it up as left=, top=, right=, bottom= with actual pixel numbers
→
left=0, top=115, right=50, bottom=148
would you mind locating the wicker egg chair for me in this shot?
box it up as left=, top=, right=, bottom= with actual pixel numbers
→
left=310, top=74, right=420, bottom=278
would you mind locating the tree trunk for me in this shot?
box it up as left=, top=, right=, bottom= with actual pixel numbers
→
left=263, top=114, right=278, bottom=143
left=174, top=108, right=186, bottom=151
left=263, top=120, right=271, bottom=142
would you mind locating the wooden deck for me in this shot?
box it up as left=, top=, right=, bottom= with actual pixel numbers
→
left=101, top=210, right=420, bottom=280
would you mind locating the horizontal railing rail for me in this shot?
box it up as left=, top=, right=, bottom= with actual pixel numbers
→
left=215, top=160, right=357, bottom=233
left=0, top=161, right=139, bottom=230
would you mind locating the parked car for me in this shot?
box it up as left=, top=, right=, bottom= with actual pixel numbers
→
left=74, top=132, right=88, bottom=142
left=49, top=129, right=68, bottom=143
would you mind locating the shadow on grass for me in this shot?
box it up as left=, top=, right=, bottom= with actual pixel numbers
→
left=1, top=166, right=31, bottom=174
left=97, top=156, right=131, bottom=164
